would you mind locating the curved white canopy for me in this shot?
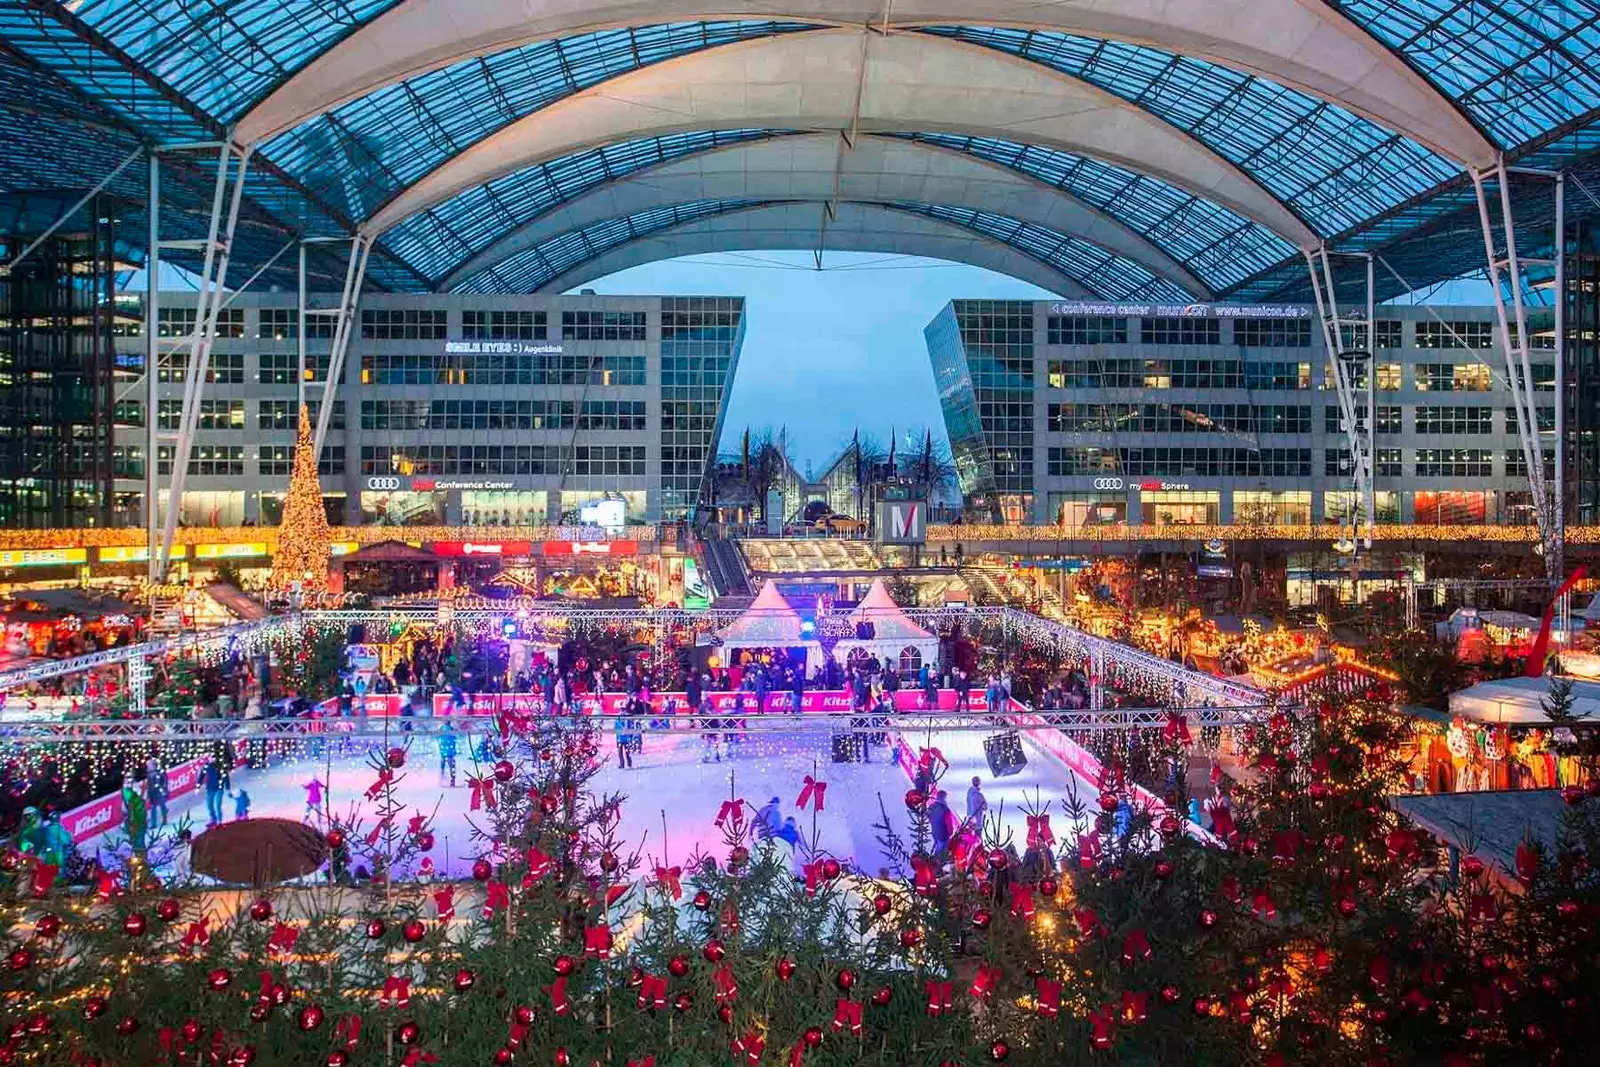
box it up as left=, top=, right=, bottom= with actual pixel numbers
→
left=440, top=133, right=1209, bottom=295
left=523, top=201, right=1097, bottom=296
left=236, top=0, right=1492, bottom=168
left=360, top=29, right=1318, bottom=245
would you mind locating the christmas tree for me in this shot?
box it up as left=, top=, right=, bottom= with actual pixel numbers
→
left=268, top=405, right=331, bottom=594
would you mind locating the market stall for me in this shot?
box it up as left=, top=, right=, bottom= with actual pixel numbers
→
left=1432, top=676, right=1600, bottom=792
left=715, top=582, right=820, bottom=671
left=830, top=579, right=939, bottom=677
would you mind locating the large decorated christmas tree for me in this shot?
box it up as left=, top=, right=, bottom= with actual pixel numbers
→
left=268, top=405, right=331, bottom=594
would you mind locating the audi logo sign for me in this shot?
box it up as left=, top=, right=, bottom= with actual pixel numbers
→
left=366, top=477, right=402, bottom=491
left=1092, top=477, right=1125, bottom=491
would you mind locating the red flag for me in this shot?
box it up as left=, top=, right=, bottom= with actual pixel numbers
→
left=1525, top=566, right=1586, bottom=676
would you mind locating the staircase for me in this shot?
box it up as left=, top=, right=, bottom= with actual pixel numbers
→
left=146, top=595, right=185, bottom=636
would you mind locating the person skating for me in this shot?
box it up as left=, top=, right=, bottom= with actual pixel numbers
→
left=302, top=777, right=324, bottom=820
left=756, top=796, right=782, bottom=839
left=927, top=789, right=956, bottom=859
left=233, top=789, right=251, bottom=821
left=438, top=722, right=458, bottom=786
left=201, top=758, right=226, bottom=826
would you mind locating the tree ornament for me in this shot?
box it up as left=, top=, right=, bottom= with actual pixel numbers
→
left=297, top=1005, right=324, bottom=1032
left=1192, top=997, right=1211, bottom=1017
left=600, top=851, right=619, bottom=873
left=7, top=948, right=31, bottom=971
left=473, top=858, right=493, bottom=882
left=402, top=919, right=426, bottom=943
left=115, top=1016, right=140, bottom=1036
left=1198, top=909, right=1218, bottom=929
left=717, top=1005, right=734, bottom=1026
left=415, top=831, right=435, bottom=852
left=703, top=940, right=726, bottom=963
left=327, top=1053, right=349, bottom=1067
left=207, top=967, right=233, bottom=991
left=156, top=898, right=181, bottom=923
left=248, top=898, right=273, bottom=923
left=775, top=957, right=797, bottom=981
left=396, top=1021, right=421, bottom=1046
left=900, top=927, right=922, bottom=948
left=872, top=894, right=892, bottom=915
left=1097, top=793, right=1120, bottom=813
left=972, top=908, right=992, bottom=931
left=326, top=829, right=346, bottom=850
left=1462, top=856, right=1485, bottom=878
left=1562, top=785, right=1586, bottom=806
left=34, top=913, right=60, bottom=938
left=554, top=954, right=577, bottom=976
left=493, top=1050, right=514, bottom=1066
left=365, top=919, right=387, bottom=940
left=1153, top=860, right=1173, bottom=880
left=730, top=845, right=750, bottom=867
left=668, top=955, right=690, bottom=978
left=554, top=1049, right=571, bottom=1067
left=904, top=789, right=926, bottom=811
left=804, top=1025, right=824, bottom=1048
left=990, top=1039, right=1010, bottom=1061
left=387, top=747, right=407, bottom=768
left=1160, top=985, right=1180, bottom=1005
left=454, top=968, right=476, bottom=993
left=821, top=857, right=841, bottom=880
left=514, top=1005, right=535, bottom=1026
left=231, top=1046, right=257, bottom=1066
left=122, top=913, right=147, bottom=937
left=871, top=986, right=892, bottom=1007
left=82, top=997, right=107, bottom=1020
left=988, top=851, right=1008, bottom=872
left=1039, top=877, right=1058, bottom=897
left=673, top=992, right=693, bottom=1013
left=1159, top=814, right=1180, bottom=836
left=692, top=890, right=712, bottom=911
left=494, top=759, right=515, bottom=783
left=835, top=968, right=857, bottom=992
left=540, top=794, right=560, bottom=815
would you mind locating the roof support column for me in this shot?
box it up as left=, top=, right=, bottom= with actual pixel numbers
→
left=312, top=236, right=370, bottom=465
left=1305, top=247, right=1376, bottom=548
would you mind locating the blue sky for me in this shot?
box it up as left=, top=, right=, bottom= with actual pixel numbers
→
left=578, top=251, right=1053, bottom=471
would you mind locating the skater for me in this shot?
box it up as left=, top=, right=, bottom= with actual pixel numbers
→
left=953, top=668, right=970, bottom=713
left=233, top=789, right=252, bottom=822
left=201, top=758, right=226, bottom=826
left=927, top=789, right=956, bottom=858
left=121, top=780, right=148, bottom=854
left=614, top=715, right=634, bottom=769
left=168, top=829, right=193, bottom=884
left=438, top=722, right=458, bottom=786
left=756, top=796, right=783, bottom=839
left=965, top=776, right=988, bottom=829
left=773, top=816, right=801, bottom=853
left=144, top=760, right=169, bottom=826
left=303, top=777, right=325, bottom=820
left=921, top=663, right=938, bottom=711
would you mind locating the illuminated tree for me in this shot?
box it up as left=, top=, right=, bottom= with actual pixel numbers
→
left=268, top=405, right=331, bottom=594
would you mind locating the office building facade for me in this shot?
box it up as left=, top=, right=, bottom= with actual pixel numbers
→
left=926, top=299, right=1554, bottom=527
left=107, top=293, right=744, bottom=528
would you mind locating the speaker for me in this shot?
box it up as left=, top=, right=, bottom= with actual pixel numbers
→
left=347, top=624, right=367, bottom=645
left=983, top=732, right=1027, bottom=777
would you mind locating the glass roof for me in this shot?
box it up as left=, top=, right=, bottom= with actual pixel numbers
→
left=926, top=26, right=1462, bottom=239
left=885, top=203, right=1197, bottom=303
left=258, top=22, right=812, bottom=225
left=454, top=199, right=774, bottom=294
left=394, top=131, right=789, bottom=286
left=1331, top=0, right=1600, bottom=146
left=901, top=133, right=1295, bottom=294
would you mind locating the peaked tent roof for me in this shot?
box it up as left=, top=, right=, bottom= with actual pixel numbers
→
left=719, top=582, right=807, bottom=646
left=849, top=579, right=934, bottom=641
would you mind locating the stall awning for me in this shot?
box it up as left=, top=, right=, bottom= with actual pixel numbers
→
left=718, top=582, right=806, bottom=646
left=1449, top=676, right=1600, bottom=724
left=848, top=579, right=934, bottom=641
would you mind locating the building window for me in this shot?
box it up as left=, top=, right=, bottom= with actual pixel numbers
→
left=1324, top=406, right=1402, bottom=434
left=259, top=399, right=343, bottom=430
left=156, top=444, right=245, bottom=476
left=1374, top=363, right=1403, bottom=390
left=1414, top=448, right=1494, bottom=477
left=1374, top=321, right=1403, bottom=349
left=1233, top=318, right=1311, bottom=348
left=259, top=352, right=332, bottom=384
left=579, top=400, right=648, bottom=431
left=1142, top=490, right=1220, bottom=525
left=560, top=310, right=647, bottom=341
left=155, top=306, right=243, bottom=338
left=1140, top=318, right=1221, bottom=345
left=258, top=307, right=333, bottom=340
left=113, top=400, right=143, bottom=427
left=360, top=309, right=447, bottom=340
left=1048, top=447, right=1309, bottom=477
left=1505, top=449, right=1556, bottom=479
left=1415, top=320, right=1494, bottom=349
left=1512, top=363, right=1556, bottom=392
left=157, top=353, right=244, bottom=384
left=1325, top=448, right=1403, bottom=478
left=570, top=445, right=647, bottom=477
left=1233, top=490, right=1312, bottom=525
left=1414, top=490, right=1491, bottom=524
left=1505, top=406, right=1556, bottom=432
left=1416, top=363, right=1493, bottom=392
left=1244, top=362, right=1312, bottom=390
left=462, top=310, right=547, bottom=340
left=1415, top=406, right=1494, bottom=434
left=1323, top=490, right=1400, bottom=524
left=259, top=445, right=292, bottom=476
left=1046, top=315, right=1126, bottom=345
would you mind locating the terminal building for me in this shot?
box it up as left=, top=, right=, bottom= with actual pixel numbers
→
left=926, top=299, right=1557, bottom=528
left=99, top=293, right=744, bottom=529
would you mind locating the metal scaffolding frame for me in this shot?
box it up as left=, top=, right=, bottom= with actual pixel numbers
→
left=1471, top=160, right=1565, bottom=575
left=1305, top=245, right=1377, bottom=545
left=310, top=236, right=370, bottom=465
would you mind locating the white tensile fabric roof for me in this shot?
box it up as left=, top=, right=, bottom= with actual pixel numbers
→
left=719, top=582, right=807, bottom=646
left=849, top=579, right=934, bottom=641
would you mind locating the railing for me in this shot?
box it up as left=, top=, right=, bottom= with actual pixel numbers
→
left=924, top=522, right=1583, bottom=544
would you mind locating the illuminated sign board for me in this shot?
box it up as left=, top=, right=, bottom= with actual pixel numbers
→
left=431, top=541, right=535, bottom=557
left=194, top=543, right=269, bottom=559
left=330, top=542, right=359, bottom=556
left=0, top=548, right=87, bottom=567
left=1138, top=481, right=1193, bottom=492
left=443, top=342, right=565, bottom=355
left=541, top=541, right=638, bottom=557
left=1047, top=302, right=1311, bottom=319
left=97, top=545, right=188, bottom=563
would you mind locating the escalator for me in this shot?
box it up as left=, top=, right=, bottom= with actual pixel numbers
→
left=702, top=537, right=753, bottom=598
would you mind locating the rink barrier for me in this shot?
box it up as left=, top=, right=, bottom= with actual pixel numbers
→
left=316, top=689, right=1003, bottom=719
left=59, top=740, right=249, bottom=844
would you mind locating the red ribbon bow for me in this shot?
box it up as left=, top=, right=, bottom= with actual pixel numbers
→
left=1220, top=875, right=1241, bottom=906
left=925, top=980, right=953, bottom=1016
left=469, top=776, right=496, bottom=811
left=654, top=865, right=682, bottom=900
left=719, top=902, right=740, bottom=933
left=267, top=922, right=298, bottom=956
left=482, top=880, right=511, bottom=919
left=400, top=1052, right=438, bottom=1066
left=1163, top=711, right=1192, bottom=746
left=1090, top=1004, right=1117, bottom=1049
left=803, top=860, right=824, bottom=897
left=1073, top=906, right=1101, bottom=937
left=796, top=775, right=827, bottom=812
left=732, top=1032, right=765, bottom=1064
left=1252, top=887, right=1277, bottom=921
left=95, top=870, right=121, bottom=902
left=364, top=769, right=393, bottom=801
left=584, top=924, right=613, bottom=959
left=1036, top=977, right=1062, bottom=1018
left=970, top=964, right=1001, bottom=1000
left=526, top=846, right=552, bottom=882
left=1515, top=841, right=1539, bottom=887
left=381, top=976, right=411, bottom=1009
left=714, top=798, right=746, bottom=831
left=911, top=856, right=937, bottom=896
left=831, top=998, right=863, bottom=1035
left=637, top=974, right=668, bottom=1011
left=1077, top=829, right=1102, bottom=870
left=30, top=862, right=57, bottom=898
left=182, top=917, right=210, bottom=952
left=712, top=965, right=738, bottom=1005
left=507, top=1007, right=531, bottom=1048
left=1009, top=883, right=1036, bottom=919
left=1121, top=928, right=1151, bottom=965
left=1025, top=813, right=1054, bottom=848
left=548, top=975, right=571, bottom=1017
left=628, top=1059, right=657, bottom=1067
left=365, top=813, right=393, bottom=847
left=335, top=1015, right=362, bottom=1050
left=433, top=886, right=455, bottom=921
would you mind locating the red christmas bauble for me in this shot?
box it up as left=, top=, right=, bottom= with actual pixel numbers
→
left=1336, top=898, right=1358, bottom=918
left=415, top=831, right=435, bottom=852
left=717, top=1005, right=734, bottom=1026
left=821, top=857, right=841, bottom=880
left=1039, top=877, right=1058, bottom=896
left=115, top=1016, right=140, bottom=1036
left=1153, top=860, right=1173, bottom=880
left=730, top=845, right=750, bottom=867
left=208, top=967, right=233, bottom=991
left=326, top=1054, right=349, bottom=1067
left=835, top=968, right=857, bottom=992
left=326, top=829, right=345, bottom=850
left=871, top=986, right=892, bottom=1007
left=493, top=1049, right=514, bottom=1066
left=490, top=758, right=513, bottom=783
left=900, top=928, right=922, bottom=948
left=554, top=954, right=577, bottom=976
left=230, top=1045, right=256, bottom=1066
left=1160, top=985, right=1180, bottom=1005
left=298, top=1005, right=324, bottom=1031
left=555, top=1048, right=571, bottom=1067
left=396, top=1021, right=420, bottom=1046
left=26, top=1013, right=50, bottom=1036
left=34, top=913, right=60, bottom=938
left=600, top=851, right=619, bottom=873
left=82, top=996, right=107, bottom=1020
left=872, top=894, right=891, bottom=915
left=156, top=898, right=181, bottom=922
left=472, top=858, right=493, bottom=882
left=673, top=992, right=693, bottom=1013
left=990, top=1039, right=1010, bottom=1061
left=972, top=908, right=992, bottom=931
left=271, top=984, right=289, bottom=1007
left=402, top=919, right=426, bottom=943
left=904, top=789, right=926, bottom=811
left=1557, top=900, right=1580, bottom=920
left=803, top=1026, right=824, bottom=1047
left=1159, top=814, right=1180, bottom=836
left=248, top=898, right=273, bottom=923
left=1097, top=793, right=1120, bottom=813
left=703, top=940, right=726, bottom=963
left=775, top=957, right=796, bottom=981
left=692, top=890, right=712, bottom=911
left=7, top=948, right=31, bottom=971
left=386, top=747, right=406, bottom=768
left=1192, top=997, right=1211, bottom=1017
left=122, top=913, right=147, bottom=937
left=1199, top=909, right=1218, bottom=929
left=514, top=1005, right=535, bottom=1026
left=668, top=955, right=690, bottom=978
left=365, top=919, right=386, bottom=940
left=1462, top=855, right=1485, bottom=878
left=540, top=794, right=560, bottom=815
left=454, top=968, right=476, bottom=992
